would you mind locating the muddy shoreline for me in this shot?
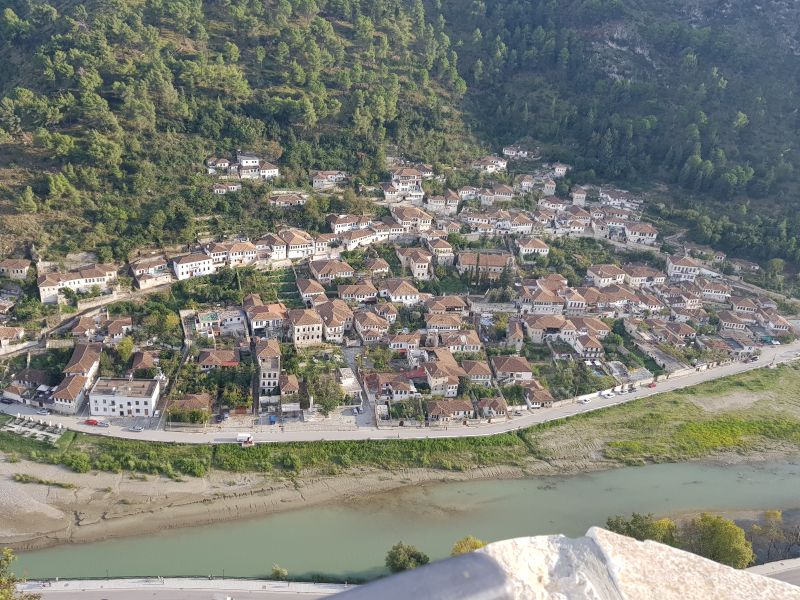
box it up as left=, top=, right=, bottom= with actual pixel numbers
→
left=1, top=450, right=797, bottom=553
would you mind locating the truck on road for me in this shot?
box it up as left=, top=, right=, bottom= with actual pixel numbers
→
left=236, top=433, right=255, bottom=447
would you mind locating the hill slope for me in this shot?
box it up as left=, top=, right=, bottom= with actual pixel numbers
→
left=1, top=0, right=799, bottom=267
left=441, top=0, right=800, bottom=264
left=0, top=0, right=474, bottom=258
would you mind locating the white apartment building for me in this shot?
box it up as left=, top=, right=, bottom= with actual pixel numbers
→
left=89, top=378, right=161, bottom=417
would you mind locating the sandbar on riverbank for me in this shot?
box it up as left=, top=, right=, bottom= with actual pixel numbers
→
left=0, top=456, right=537, bottom=552
left=2, top=447, right=798, bottom=553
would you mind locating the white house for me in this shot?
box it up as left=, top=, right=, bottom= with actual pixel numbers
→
left=37, top=264, right=118, bottom=304
left=472, top=156, right=508, bottom=173
left=51, top=374, right=87, bottom=414
left=571, top=186, right=587, bottom=206
left=517, top=238, right=549, bottom=257
left=666, top=256, right=701, bottom=282
left=379, top=279, right=421, bottom=306
left=502, top=145, right=531, bottom=159
left=586, top=264, right=626, bottom=288
left=624, top=222, right=659, bottom=245
left=311, top=170, right=348, bottom=190
left=172, top=254, right=216, bottom=280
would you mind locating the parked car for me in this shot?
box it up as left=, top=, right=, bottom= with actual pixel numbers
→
left=647, top=382, right=657, bottom=388
left=129, top=425, right=144, bottom=432
left=84, top=419, right=99, bottom=426
left=0, top=398, right=14, bottom=405
left=600, top=391, right=615, bottom=399
left=97, top=421, right=110, bottom=427
left=153, top=410, right=161, bottom=418
left=36, top=408, right=50, bottom=415
left=579, top=398, right=591, bottom=404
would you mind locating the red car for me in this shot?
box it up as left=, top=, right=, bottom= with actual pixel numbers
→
left=647, top=382, right=657, bottom=389
left=84, top=418, right=99, bottom=426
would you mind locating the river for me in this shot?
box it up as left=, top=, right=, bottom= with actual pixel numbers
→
left=15, top=460, right=800, bottom=580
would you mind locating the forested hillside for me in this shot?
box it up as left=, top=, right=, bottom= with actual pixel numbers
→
left=1, top=0, right=800, bottom=267
left=0, top=0, right=473, bottom=259
left=441, top=0, right=800, bottom=265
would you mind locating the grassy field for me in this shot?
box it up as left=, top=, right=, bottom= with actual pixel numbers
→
left=2, top=364, right=800, bottom=478
left=523, top=363, right=800, bottom=466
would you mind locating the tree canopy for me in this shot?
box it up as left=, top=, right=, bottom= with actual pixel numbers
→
left=607, top=512, right=754, bottom=569
left=451, top=535, right=487, bottom=556
left=385, top=541, right=430, bottom=572
left=0, top=547, right=40, bottom=600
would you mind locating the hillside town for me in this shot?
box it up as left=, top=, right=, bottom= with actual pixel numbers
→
left=0, top=149, right=796, bottom=438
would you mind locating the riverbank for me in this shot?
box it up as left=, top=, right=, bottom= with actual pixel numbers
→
left=3, top=449, right=799, bottom=554
left=13, top=460, right=800, bottom=581
left=0, top=457, right=537, bottom=552
left=3, top=364, right=800, bottom=553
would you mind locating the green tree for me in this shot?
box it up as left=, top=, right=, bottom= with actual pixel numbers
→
left=451, top=535, right=486, bottom=556
left=224, top=41, right=240, bottom=63
left=385, top=542, right=429, bottom=572
left=16, top=186, right=37, bottom=213
left=270, top=564, right=288, bottom=580
left=307, top=372, right=344, bottom=416
left=116, top=336, right=135, bottom=365
left=681, top=514, right=754, bottom=569
left=0, top=547, right=40, bottom=599
left=368, top=346, right=392, bottom=369
left=0, top=8, right=29, bottom=41
left=606, top=513, right=679, bottom=546
left=472, top=58, right=483, bottom=83
left=255, top=46, right=267, bottom=66
left=748, top=510, right=786, bottom=562
left=766, top=258, right=785, bottom=280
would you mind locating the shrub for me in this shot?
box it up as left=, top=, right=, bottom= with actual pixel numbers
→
left=281, top=452, right=302, bottom=473
left=271, top=564, right=289, bottom=580
left=174, top=456, right=208, bottom=477
left=63, top=452, right=92, bottom=473
left=385, top=542, right=429, bottom=572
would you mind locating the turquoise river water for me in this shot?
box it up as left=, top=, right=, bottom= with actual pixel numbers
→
left=15, top=460, right=800, bottom=580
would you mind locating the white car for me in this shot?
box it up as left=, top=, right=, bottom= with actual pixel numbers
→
left=579, top=398, right=591, bottom=404
left=600, top=391, right=615, bottom=399
left=36, top=408, right=50, bottom=415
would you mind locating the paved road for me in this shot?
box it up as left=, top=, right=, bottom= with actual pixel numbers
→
left=23, top=578, right=343, bottom=599
left=34, top=591, right=328, bottom=600
left=5, top=340, right=799, bottom=444
left=749, top=558, right=800, bottom=587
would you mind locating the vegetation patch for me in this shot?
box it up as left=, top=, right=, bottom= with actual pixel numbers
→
left=2, top=366, right=800, bottom=478
left=12, top=473, right=76, bottom=489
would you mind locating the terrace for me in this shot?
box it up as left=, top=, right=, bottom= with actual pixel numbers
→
left=1, top=415, right=65, bottom=445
